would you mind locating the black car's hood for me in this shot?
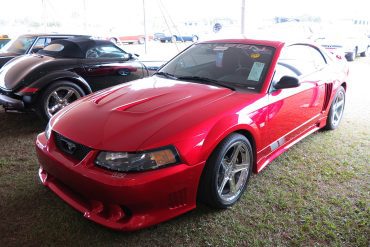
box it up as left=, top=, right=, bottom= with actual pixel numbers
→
left=0, top=54, right=55, bottom=90
left=0, top=52, right=18, bottom=69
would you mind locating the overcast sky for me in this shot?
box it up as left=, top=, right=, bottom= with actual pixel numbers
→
left=1, top=0, right=369, bottom=35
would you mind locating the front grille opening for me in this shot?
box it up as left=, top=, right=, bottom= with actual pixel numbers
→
left=53, top=131, right=91, bottom=161
left=48, top=173, right=131, bottom=223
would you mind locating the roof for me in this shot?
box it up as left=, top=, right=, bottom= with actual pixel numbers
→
left=37, top=37, right=118, bottom=59
left=20, top=33, right=90, bottom=38
left=199, top=39, right=285, bottom=49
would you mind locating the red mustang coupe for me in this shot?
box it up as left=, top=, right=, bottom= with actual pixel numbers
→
left=36, top=39, right=348, bottom=231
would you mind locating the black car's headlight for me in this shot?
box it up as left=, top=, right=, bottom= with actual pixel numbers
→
left=95, top=146, right=180, bottom=172
left=45, top=122, right=52, bottom=140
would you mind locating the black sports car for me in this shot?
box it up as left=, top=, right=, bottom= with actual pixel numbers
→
left=0, top=34, right=88, bottom=68
left=0, top=37, right=158, bottom=120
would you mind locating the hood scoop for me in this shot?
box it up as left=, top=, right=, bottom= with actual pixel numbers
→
left=93, top=86, right=128, bottom=105
left=114, top=94, right=166, bottom=112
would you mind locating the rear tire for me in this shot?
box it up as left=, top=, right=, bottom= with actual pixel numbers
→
left=37, top=80, right=85, bottom=121
left=324, top=86, right=345, bottom=130
left=198, top=133, right=253, bottom=209
left=360, top=47, right=369, bottom=57
left=192, top=35, right=199, bottom=42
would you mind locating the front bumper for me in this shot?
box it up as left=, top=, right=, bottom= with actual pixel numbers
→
left=0, top=93, right=24, bottom=109
left=36, top=133, right=204, bottom=231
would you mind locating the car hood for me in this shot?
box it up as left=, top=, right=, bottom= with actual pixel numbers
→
left=52, top=76, right=242, bottom=151
left=0, top=54, right=54, bottom=90
left=0, top=53, right=17, bottom=69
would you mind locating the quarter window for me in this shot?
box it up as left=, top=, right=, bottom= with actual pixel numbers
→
left=279, top=45, right=327, bottom=75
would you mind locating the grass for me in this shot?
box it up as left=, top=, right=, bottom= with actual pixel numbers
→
left=0, top=58, right=369, bottom=246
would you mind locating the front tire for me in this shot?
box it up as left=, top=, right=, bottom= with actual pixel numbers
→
left=171, top=35, right=177, bottom=43
left=198, top=133, right=253, bottom=209
left=324, top=86, right=346, bottom=130
left=37, top=80, right=85, bottom=121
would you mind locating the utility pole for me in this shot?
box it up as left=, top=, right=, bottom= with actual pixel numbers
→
left=241, top=0, right=245, bottom=34
left=143, top=0, right=147, bottom=54
left=42, top=0, right=46, bottom=32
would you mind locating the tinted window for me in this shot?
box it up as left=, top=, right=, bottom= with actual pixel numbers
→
left=160, top=43, right=275, bottom=92
left=86, top=45, right=127, bottom=59
left=279, top=45, right=326, bottom=75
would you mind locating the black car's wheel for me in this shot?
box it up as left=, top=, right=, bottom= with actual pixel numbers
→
left=171, top=35, right=177, bottom=43
left=198, top=133, right=253, bottom=208
left=38, top=80, right=85, bottom=121
left=324, top=86, right=346, bottom=130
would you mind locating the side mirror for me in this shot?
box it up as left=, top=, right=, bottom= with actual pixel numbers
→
left=274, top=76, right=300, bottom=90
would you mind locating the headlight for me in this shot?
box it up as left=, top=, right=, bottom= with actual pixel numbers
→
left=95, top=146, right=180, bottom=172
left=45, top=122, right=52, bottom=140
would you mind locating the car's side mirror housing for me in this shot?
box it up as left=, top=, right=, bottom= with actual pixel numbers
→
left=274, top=76, right=300, bottom=90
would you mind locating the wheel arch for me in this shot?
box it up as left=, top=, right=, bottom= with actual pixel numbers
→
left=29, top=71, right=93, bottom=98
left=201, top=118, right=260, bottom=174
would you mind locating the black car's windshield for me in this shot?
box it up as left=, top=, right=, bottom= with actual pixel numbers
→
left=158, top=43, right=275, bottom=92
left=0, top=36, right=37, bottom=54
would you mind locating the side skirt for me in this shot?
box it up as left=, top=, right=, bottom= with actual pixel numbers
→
left=256, top=125, right=320, bottom=173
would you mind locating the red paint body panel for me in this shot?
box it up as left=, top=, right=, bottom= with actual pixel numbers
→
left=35, top=39, right=348, bottom=230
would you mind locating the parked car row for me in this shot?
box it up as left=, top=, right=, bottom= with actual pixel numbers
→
left=253, top=22, right=370, bottom=62
left=1, top=33, right=349, bottom=232
left=314, top=26, right=369, bottom=61
left=108, top=32, right=200, bottom=44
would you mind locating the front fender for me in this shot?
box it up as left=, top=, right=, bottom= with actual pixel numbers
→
left=200, top=113, right=260, bottom=163
left=18, top=71, right=92, bottom=96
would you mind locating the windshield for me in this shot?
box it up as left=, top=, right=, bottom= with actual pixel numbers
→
left=159, top=43, right=275, bottom=92
left=0, top=36, right=36, bottom=54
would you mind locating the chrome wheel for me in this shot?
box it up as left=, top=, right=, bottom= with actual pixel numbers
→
left=331, top=90, right=345, bottom=127
left=45, top=86, right=81, bottom=118
left=216, top=141, right=251, bottom=202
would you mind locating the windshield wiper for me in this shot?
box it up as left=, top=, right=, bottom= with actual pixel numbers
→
left=177, top=76, right=235, bottom=91
left=154, top=71, right=178, bottom=80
